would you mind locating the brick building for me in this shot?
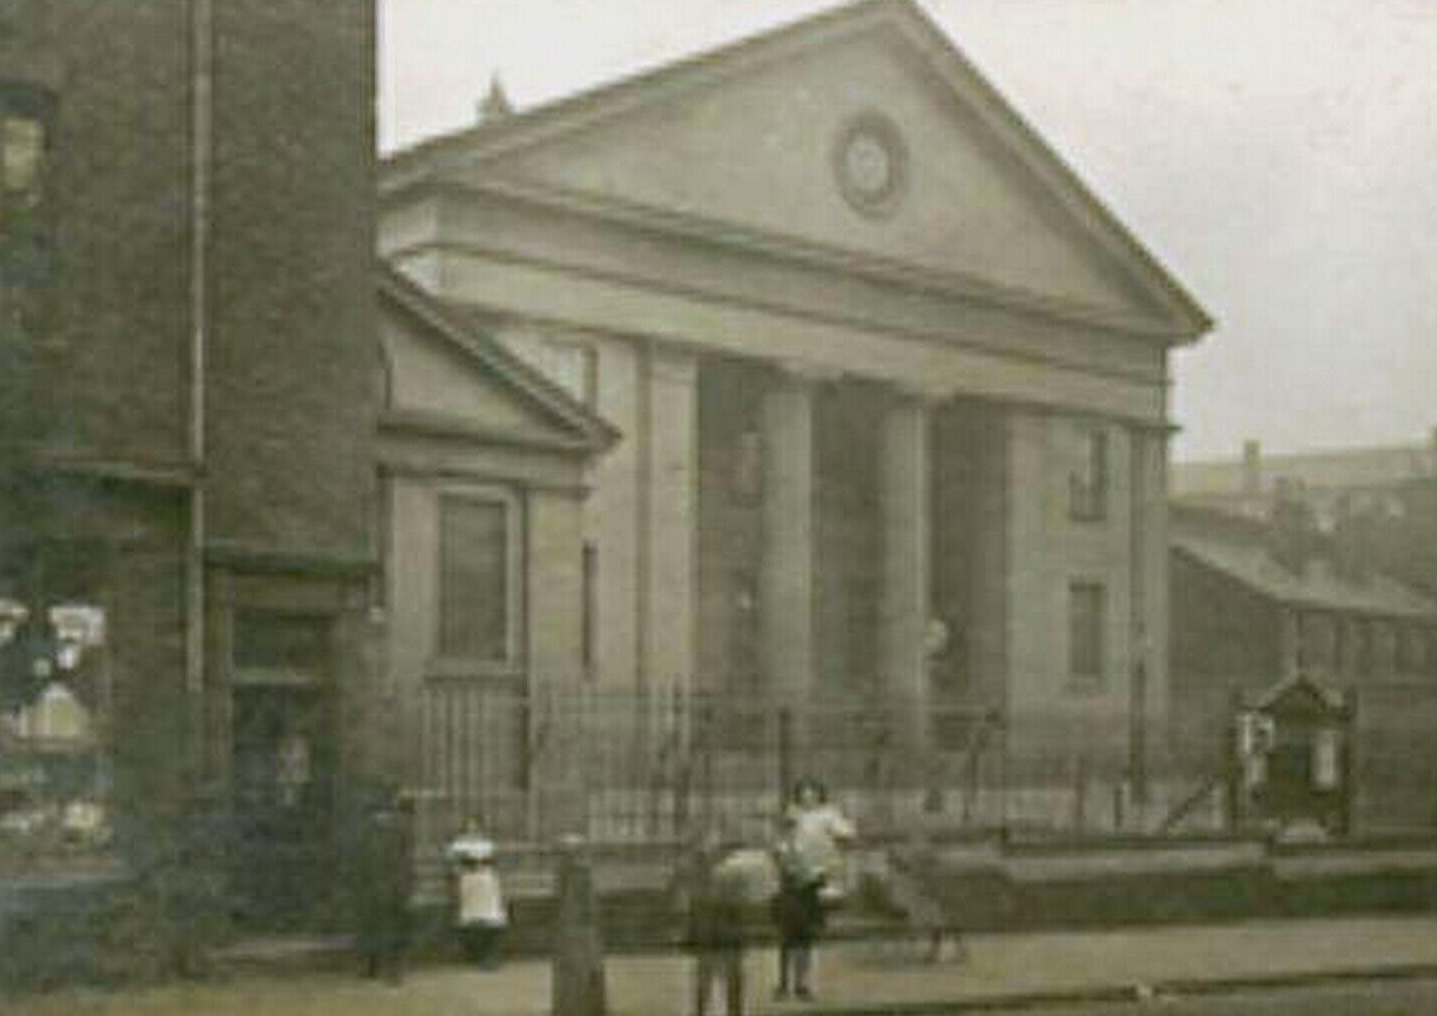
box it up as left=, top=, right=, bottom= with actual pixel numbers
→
left=381, top=0, right=1212, bottom=811
left=1169, top=504, right=1437, bottom=832
left=1, top=0, right=379, bottom=921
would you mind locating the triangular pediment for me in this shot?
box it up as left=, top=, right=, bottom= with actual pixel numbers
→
left=1256, top=675, right=1345, bottom=719
left=392, top=0, right=1208, bottom=338
left=378, top=268, right=617, bottom=452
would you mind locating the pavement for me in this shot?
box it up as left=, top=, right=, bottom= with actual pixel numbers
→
left=7, top=915, right=1437, bottom=1016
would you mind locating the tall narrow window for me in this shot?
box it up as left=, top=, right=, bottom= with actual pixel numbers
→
left=1372, top=620, right=1396, bottom=677
left=581, top=541, right=598, bottom=676
left=1354, top=620, right=1372, bottom=677
left=1069, top=424, right=1109, bottom=522
left=438, top=495, right=511, bottom=662
left=1069, top=581, right=1106, bottom=684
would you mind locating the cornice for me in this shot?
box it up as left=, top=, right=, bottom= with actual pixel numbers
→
left=390, top=236, right=1173, bottom=393
left=379, top=457, right=593, bottom=498
left=379, top=0, right=1211, bottom=338
left=379, top=407, right=602, bottom=457
left=388, top=174, right=1193, bottom=346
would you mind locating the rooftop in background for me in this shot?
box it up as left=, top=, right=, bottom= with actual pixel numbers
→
left=1172, top=430, right=1437, bottom=527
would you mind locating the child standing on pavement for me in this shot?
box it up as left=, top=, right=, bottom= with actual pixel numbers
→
left=676, top=827, right=749, bottom=1016
left=770, top=812, right=823, bottom=1001
left=447, top=818, right=507, bottom=968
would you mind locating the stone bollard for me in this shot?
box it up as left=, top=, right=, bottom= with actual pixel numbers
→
left=552, top=834, right=607, bottom=1016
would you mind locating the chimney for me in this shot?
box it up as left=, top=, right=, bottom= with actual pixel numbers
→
left=1241, top=439, right=1261, bottom=496
left=477, top=74, right=513, bottom=123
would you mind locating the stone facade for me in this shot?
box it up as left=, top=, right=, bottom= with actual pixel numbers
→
left=381, top=0, right=1210, bottom=784
left=376, top=269, right=614, bottom=844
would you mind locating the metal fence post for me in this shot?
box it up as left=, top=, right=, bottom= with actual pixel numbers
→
left=672, top=687, right=690, bottom=837
left=1072, top=753, right=1088, bottom=832
left=552, top=834, right=607, bottom=1016
left=699, top=700, right=716, bottom=830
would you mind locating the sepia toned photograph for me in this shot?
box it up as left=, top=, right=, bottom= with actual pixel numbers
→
left=2, top=1, right=1434, bottom=1013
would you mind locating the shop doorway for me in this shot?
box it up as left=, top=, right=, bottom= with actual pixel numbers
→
left=229, top=612, right=339, bottom=931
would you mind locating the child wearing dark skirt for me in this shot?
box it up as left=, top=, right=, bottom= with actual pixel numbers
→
left=770, top=814, right=824, bottom=1001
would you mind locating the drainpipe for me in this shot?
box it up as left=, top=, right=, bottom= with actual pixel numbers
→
left=185, top=0, right=213, bottom=790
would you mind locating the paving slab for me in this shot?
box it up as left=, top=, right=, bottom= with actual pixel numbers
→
left=7, top=915, right=1437, bottom=1016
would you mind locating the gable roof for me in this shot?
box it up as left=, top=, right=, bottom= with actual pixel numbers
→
left=377, top=265, right=619, bottom=452
left=383, top=0, right=1211, bottom=343
left=1172, top=531, right=1437, bottom=622
left=1254, top=673, right=1347, bottom=716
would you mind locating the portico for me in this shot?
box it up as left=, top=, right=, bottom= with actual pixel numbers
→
left=379, top=0, right=1210, bottom=768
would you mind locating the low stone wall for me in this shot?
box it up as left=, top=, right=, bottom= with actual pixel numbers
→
left=473, top=834, right=1437, bottom=956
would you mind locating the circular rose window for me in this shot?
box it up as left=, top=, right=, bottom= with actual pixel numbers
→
left=833, top=112, right=908, bottom=217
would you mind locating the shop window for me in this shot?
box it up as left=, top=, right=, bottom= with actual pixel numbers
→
left=437, top=492, right=516, bottom=664
left=1068, top=581, right=1106, bottom=685
left=1068, top=423, right=1109, bottom=522
left=1, top=596, right=112, bottom=866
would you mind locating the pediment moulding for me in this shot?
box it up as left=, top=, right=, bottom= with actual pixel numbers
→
left=382, top=0, right=1210, bottom=345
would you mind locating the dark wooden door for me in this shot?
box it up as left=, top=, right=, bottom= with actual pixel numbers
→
left=230, top=682, right=338, bottom=930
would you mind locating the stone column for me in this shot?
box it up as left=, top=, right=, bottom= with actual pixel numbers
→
left=642, top=346, right=698, bottom=693
left=880, top=390, right=933, bottom=773
left=759, top=368, right=818, bottom=713
left=1129, top=428, right=1170, bottom=811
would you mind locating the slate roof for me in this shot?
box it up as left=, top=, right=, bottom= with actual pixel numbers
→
left=1172, top=531, right=1437, bottom=622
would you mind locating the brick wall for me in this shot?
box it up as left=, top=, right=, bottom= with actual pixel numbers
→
left=3, top=2, right=191, bottom=463
left=2, top=1, right=383, bottom=888
left=206, top=0, right=378, bottom=559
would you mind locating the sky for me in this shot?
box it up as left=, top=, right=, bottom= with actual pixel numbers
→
left=378, top=0, right=1437, bottom=462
